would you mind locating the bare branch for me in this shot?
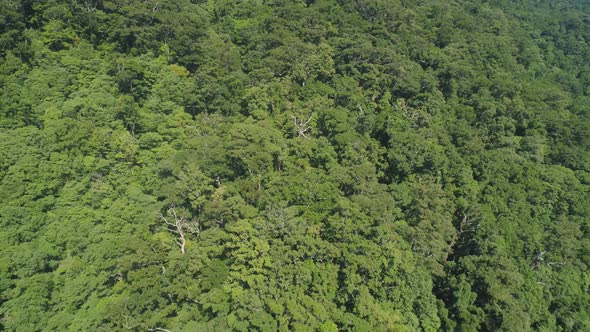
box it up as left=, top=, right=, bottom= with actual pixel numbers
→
left=160, top=205, right=200, bottom=254
left=148, top=328, right=171, bottom=332
left=292, top=113, right=314, bottom=139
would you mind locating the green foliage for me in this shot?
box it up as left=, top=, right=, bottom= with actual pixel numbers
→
left=1, top=0, right=589, bottom=331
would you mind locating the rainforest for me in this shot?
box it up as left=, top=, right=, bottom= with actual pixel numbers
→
left=0, top=0, right=589, bottom=331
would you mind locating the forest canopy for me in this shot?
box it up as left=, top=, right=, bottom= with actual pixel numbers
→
left=0, top=0, right=589, bottom=331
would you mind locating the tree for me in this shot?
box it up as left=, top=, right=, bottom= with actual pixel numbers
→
left=161, top=206, right=200, bottom=254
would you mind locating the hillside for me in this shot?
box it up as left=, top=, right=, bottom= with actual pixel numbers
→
left=1, top=0, right=589, bottom=330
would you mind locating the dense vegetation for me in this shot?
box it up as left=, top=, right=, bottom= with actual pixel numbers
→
left=1, top=0, right=589, bottom=331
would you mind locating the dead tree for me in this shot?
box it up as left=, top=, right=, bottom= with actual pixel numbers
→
left=161, top=205, right=200, bottom=254
left=292, top=113, right=314, bottom=138
left=531, top=251, right=547, bottom=270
